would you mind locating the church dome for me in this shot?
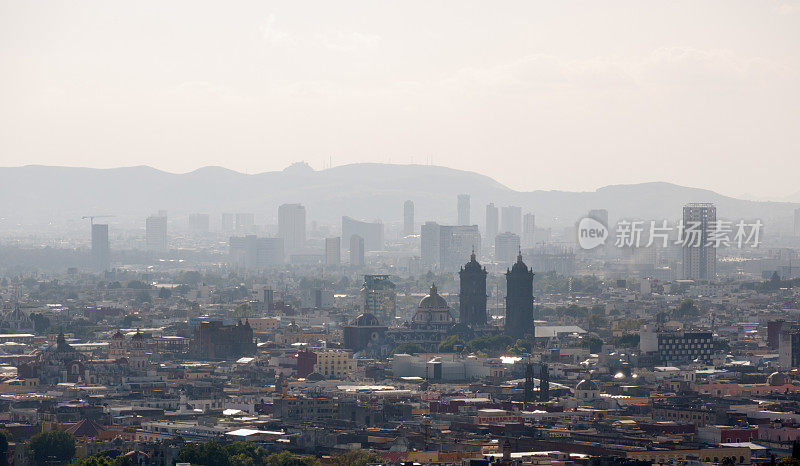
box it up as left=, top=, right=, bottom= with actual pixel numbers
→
left=353, top=313, right=380, bottom=327
left=767, top=371, right=790, bottom=386
left=576, top=378, right=599, bottom=391
left=418, top=284, right=448, bottom=310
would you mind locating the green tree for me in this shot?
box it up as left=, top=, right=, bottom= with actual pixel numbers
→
left=233, top=302, right=253, bottom=318
left=438, top=335, right=466, bottom=353
left=393, top=343, right=425, bottom=354
left=27, top=430, right=76, bottom=466
left=328, top=450, right=382, bottom=466
left=578, top=335, right=604, bottom=353
left=674, top=298, right=700, bottom=319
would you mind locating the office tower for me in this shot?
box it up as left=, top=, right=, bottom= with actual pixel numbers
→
left=780, top=327, right=800, bottom=369
left=457, top=194, right=470, bottom=226
left=278, top=204, right=306, bottom=253
left=495, top=232, right=521, bottom=266
left=420, top=222, right=441, bottom=267
left=235, top=213, right=255, bottom=233
left=522, top=213, right=536, bottom=248
left=221, top=213, right=235, bottom=232
left=588, top=209, right=609, bottom=227
left=681, top=203, right=717, bottom=280
left=229, top=235, right=284, bottom=270
left=325, top=237, right=341, bottom=266
left=145, top=213, right=168, bottom=252
left=91, top=223, right=111, bottom=272
left=421, top=222, right=482, bottom=272
left=501, top=206, right=522, bottom=235
left=403, top=200, right=415, bottom=236
left=350, top=235, right=365, bottom=267
left=188, top=213, right=210, bottom=233
left=362, top=275, right=397, bottom=325
left=342, top=216, right=384, bottom=252
left=485, top=203, right=499, bottom=243
left=795, top=208, right=800, bottom=237
left=459, top=250, right=487, bottom=327
left=505, top=252, right=534, bottom=339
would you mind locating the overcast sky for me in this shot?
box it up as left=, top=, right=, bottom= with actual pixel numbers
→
left=1, top=1, right=798, bottom=198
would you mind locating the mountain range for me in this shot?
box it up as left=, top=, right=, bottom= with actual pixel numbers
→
left=0, top=163, right=796, bottom=231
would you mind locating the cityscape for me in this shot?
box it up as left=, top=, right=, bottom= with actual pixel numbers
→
left=2, top=2, right=800, bottom=466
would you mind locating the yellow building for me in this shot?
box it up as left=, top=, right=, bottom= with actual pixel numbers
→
left=313, top=350, right=356, bottom=380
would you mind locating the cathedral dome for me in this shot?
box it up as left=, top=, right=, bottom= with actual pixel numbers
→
left=353, top=313, right=380, bottom=327
left=418, top=284, right=448, bottom=310
left=413, top=284, right=454, bottom=325
left=576, top=378, right=599, bottom=391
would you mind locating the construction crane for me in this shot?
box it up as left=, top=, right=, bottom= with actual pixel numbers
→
left=82, top=215, right=115, bottom=226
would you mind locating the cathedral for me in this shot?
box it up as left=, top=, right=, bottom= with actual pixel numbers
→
left=387, top=284, right=456, bottom=352
left=505, top=252, right=535, bottom=339
left=459, top=250, right=487, bottom=327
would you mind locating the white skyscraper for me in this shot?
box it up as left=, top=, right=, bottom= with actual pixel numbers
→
left=458, top=194, right=470, bottom=226
left=145, top=213, right=168, bottom=252
left=681, top=203, right=717, bottom=280
left=278, top=203, right=306, bottom=253
left=325, top=237, right=341, bottom=266
left=522, top=213, right=536, bottom=248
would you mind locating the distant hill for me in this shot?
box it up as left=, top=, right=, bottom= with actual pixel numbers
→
left=0, top=163, right=796, bottom=230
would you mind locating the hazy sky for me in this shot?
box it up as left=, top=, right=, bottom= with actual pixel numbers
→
left=1, top=1, right=799, bottom=198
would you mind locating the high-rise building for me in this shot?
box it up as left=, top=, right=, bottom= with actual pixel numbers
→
left=485, top=203, right=499, bottom=244
left=404, top=200, right=415, bottom=236
left=221, top=213, right=235, bottom=232
left=229, top=235, right=284, bottom=270
left=501, top=206, right=522, bottom=235
left=505, top=253, right=534, bottom=339
left=342, top=216, right=384, bottom=251
left=795, top=208, right=800, bottom=237
left=350, top=235, right=365, bottom=267
left=91, top=223, right=110, bottom=272
left=681, top=203, right=717, bottom=280
left=362, top=275, right=397, bottom=325
left=421, top=222, right=441, bottom=267
left=457, top=194, right=470, bottom=226
left=495, top=232, right=521, bottom=266
left=459, top=251, right=487, bottom=327
left=188, top=213, right=210, bottom=233
left=325, top=237, right=341, bottom=266
left=522, top=213, right=536, bottom=248
left=145, top=214, right=168, bottom=252
left=235, top=213, right=255, bottom=233
left=421, top=222, right=482, bottom=272
left=278, top=204, right=306, bottom=253
left=779, top=327, right=800, bottom=369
